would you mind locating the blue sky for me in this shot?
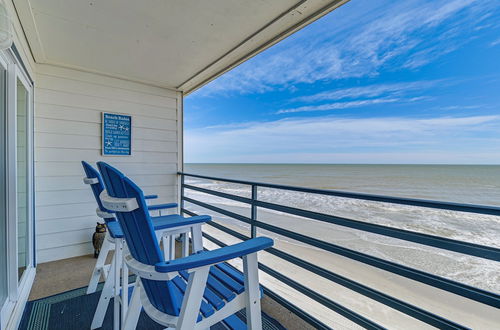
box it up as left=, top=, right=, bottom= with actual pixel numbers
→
left=184, top=0, right=500, bottom=164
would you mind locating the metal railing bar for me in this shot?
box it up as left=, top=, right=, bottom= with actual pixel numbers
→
left=184, top=182, right=500, bottom=260
left=266, top=245, right=467, bottom=329
left=183, top=183, right=253, bottom=204
left=255, top=200, right=500, bottom=261
left=184, top=196, right=500, bottom=306
left=193, top=221, right=333, bottom=330
left=185, top=208, right=468, bottom=329
left=180, top=171, right=274, bottom=186
left=191, top=222, right=332, bottom=330
left=183, top=196, right=252, bottom=224
left=180, top=172, right=500, bottom=321
left=184, top=207, right=248, bottom=241
left=183, top=195, right=500, bottom=306
left=261, top=286, right=332, bottom=330
left=208, top=220, right=249, bottom=241
left=182, top=207, right=201, bottom=217
left=203, top=231, right=385, bottom=330
left=253, top=220, right=500, bottom=308
left=258, top=263, right=387, bottom=330
left=179, top=172, right=500, bottom=216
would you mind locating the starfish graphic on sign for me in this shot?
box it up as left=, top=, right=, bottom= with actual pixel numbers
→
left=105, top=140, right=112, bottom=147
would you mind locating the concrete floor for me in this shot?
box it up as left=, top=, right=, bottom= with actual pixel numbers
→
left=29, top=251, right=314, bottom=330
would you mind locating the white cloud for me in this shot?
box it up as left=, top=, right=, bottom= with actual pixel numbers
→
left=185, top=115, right=500, bottom=163
left=194, top=0, right=491, bottom=96
left=490, top=38, right=500, bottom=47
left=295, top=81, right=441, bottom=103
left=434, top=104, right=486, bottom=111
left=276, top=98, right=401, bottom=114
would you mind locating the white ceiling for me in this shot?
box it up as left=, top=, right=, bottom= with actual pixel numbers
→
left=13, top=0, right=348, bottom=93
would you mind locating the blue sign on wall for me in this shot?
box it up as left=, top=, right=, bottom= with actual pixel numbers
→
left=102, top=112, right=132, bottom=156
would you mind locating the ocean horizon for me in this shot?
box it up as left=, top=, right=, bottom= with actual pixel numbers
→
left=185, top=163, right=500, bottom=205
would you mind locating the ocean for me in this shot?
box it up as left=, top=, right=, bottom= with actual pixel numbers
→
left=183, top=164, right=500, bottom=297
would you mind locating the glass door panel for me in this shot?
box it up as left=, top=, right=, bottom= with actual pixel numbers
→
left=16, top=78, right=28, bottom=281
left=0, top=59, right=7, bottom=306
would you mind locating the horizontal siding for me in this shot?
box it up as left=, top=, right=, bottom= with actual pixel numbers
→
left=36, top=64, right=177, bottom=98
left=37, top=74, right=177, bottom=108
left=35, top=148, right=177, bottom=163
left=37, top=216, right=98, bottom=235
left=36, top=89, right=176, bottom=119
left=36, top=186, right=177, bottom=206
left=36, top=174, right=177, bottom=192
left=37, top=242, right=94, bottom=263
left=35, top=162, right=177, bottom=177
left=35, top=132, right=177, bottom=152
left=35, top=65, right=180, bottom=263
left=36, top=64, right=178, bottom=102
left=35, top=117, right=177, bottom=135
left=36, top=102, right=176, bottom=123
left=37, top=202, right=98, bottom=220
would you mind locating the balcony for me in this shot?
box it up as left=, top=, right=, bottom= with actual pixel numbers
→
left=15, top=172, right=500, bottom=329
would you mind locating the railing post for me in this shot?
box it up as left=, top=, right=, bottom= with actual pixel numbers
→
left=251, top=185, right=257, bottom=238
left=180, top=174, right=185, bottom=215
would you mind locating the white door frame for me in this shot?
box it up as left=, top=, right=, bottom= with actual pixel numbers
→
left=0, top=47, right=35, bottom=330
left=14, top=57, right=35, bottom=284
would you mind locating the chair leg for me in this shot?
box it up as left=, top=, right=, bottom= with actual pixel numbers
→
left=162, top=235, right=170, bottom=261
left=123, top=279, right=142, bottom=330
left=182, top=233, right=189, bottom=257
left=177, top=267, right=210, bottom=330
left=169, top=234, right=176, bottom=260
left=121, top=248, right=129, bottom=325
left=191, top=225, right=203, bottom=253
left=113, top=238, right=123, bottom=330
left=87, top=234, right=113, bottom=294
left=243, top=253, right=262, bottom=330
left=155, top=231, right=162, bottom=242
left=91, top=250, right=117, bottom=330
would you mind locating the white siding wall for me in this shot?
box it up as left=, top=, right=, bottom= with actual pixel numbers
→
left=34, top=64, right=181, bottom=263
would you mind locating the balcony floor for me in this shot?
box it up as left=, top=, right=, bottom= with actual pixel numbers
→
left=28, top=249, right=313, bottom=330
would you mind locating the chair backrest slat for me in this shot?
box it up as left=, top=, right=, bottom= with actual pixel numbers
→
left=97, top=161, right=182, bottom=316
left=81, top=161, right=108, bottom=213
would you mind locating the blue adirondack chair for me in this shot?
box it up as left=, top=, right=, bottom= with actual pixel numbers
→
left=81, top=161, right=211, bottom=329
left=97, top=161, right=274, bottom=330
left=82, top=162, right=180, bottom=289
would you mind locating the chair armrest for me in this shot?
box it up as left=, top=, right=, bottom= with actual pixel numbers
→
left=147, top=203, right=178, bottom=211
left=151, top=214, right=211, bottom=231
left=145, top=194, right=158, bottom=200
left=124, top=252, right=178, bottom=281
left=155, top=237, right=273, bottom=273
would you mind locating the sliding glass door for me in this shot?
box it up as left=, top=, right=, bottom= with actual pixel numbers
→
left=16, top=77, right=29, bottom=281
left=0, top=48, right=34, bottom=329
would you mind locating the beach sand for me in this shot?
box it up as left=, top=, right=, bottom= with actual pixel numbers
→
left=196, top=202, right=500, bottom=329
